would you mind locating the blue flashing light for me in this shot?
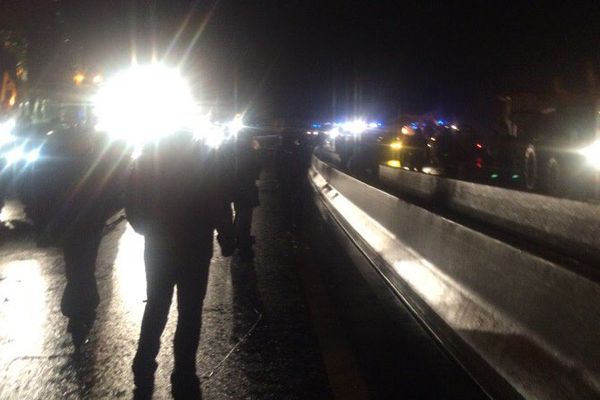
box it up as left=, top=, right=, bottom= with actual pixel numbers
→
left=410, top=122, right=419, bottom=130
left=312, top=123, right=322, bottom=128
left=436, top=119, right=446, bottom=126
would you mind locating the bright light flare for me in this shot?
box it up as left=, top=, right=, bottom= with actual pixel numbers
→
left=25, top=148, right=40, bottom=163
left=3, top=146, right=41, bottom=166
left=327, top=126, right=341, bottom=139
left=226, top=114, right=245, bottom=136
left=0, top=118, right=16, bottom=146
left=73, top=73, right=85, bottom=85
left=390, top=141, right=402, bottom=150
left=93, top=64, right=197, bottom=145
left=580, top=140, right=600, bottom=170
left=343, top=119, right=368, bottom=134
left=4, top=147, right=24, bottom=166
left=194, top=114, right=225, bottom=149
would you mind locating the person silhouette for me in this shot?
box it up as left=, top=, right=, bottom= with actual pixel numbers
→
left=126, top=131, right=234, bottom=399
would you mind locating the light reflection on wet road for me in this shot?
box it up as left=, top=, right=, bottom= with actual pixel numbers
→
left=112, top=224, right=146, bottom=325
left=0, top=186, right=331, bottom=399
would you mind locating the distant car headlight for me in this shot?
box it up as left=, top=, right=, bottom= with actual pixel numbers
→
left=2, top=147, right=41, bottom=166
left=0, top=133, right=16, bottom=147
left=580, top=140, right=600, bottom=170
left=4, top=147, right=24, bottom=166
left=327, top=127, right=341, bottom=139
left=390, top=141, right=402, bottom=150
left=26, top=148, right=40, bottom=163
left=0, top=118, right=17, bottom=146
left=226, top=114, right=245, bottom=136
left=93, top=64, right=197, bottom=145
left=342, top=119, right=367, bottom=134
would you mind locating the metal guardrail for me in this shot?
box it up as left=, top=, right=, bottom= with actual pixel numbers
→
left=379, top=165, right=600, bottom=264
left=310, top=155, right=600, bottom=399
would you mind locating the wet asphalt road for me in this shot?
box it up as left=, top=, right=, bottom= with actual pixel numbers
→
left=0, top=179, right=330, bottom=400
left=0, top=167, right=486, bottom=399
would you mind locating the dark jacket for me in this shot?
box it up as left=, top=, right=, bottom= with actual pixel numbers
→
left=126, top=132, right=234, bottom=252
left=233, top=134, right=261, bottom=208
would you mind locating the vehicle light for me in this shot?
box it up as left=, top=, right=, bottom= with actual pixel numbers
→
left=0, top=119, right=16, bottom=146
left=386, top=160, right=401, bottom=168
left=342, top=119, right=367, bottom=134
left=4, top=147, right=24, bottom=166
left=26, top=148, right=40, bottom=163
left=580, top=140, right=600, bottom=170
left=475, top=143, right=483, bottom=149
left=93, top=64, right=197, bottom=145
left=73, top=73, right=85, bottom=85
left=327, top=127, right=341, bottom=139
left=226, top=114, right=245, bottom=137
left=390, top=141, right=402, bottom=150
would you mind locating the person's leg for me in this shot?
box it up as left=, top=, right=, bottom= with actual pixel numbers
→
left=133, top=239, right=177, bottom=395
left=171, top=244, right=212, bottom=399
left=60, top=223, right=104, bottom=321
left=234, top=202, right=254, bottom=259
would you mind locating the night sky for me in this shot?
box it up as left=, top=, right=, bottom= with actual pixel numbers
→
left=3, top=0, right=600, bottom=122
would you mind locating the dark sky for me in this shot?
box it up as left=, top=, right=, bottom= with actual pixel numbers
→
left=4, top=0, right=600, bottom=122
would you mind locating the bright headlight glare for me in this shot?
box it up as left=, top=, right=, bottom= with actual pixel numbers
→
left=0, top=119, right=17, bottom=146
left=343, top=119, right=367, bottom=134
left=327, top=127, right=341, bottom=139
left=227, top=115, right=244, bottom=136
left=193, top=115, right=225, bottom=149
left=0, top=118, right=16, bottom=135
left=580, top=140, right=600, bottom=170
left=390, top=141, right=402, bottom=150
left=5, top=147, right=24, bottom=166
left=0, top=133, right=16, bottom=147
left=93, top=64, right=197, bottom=145
left=26, top=148, right=40, bottom=163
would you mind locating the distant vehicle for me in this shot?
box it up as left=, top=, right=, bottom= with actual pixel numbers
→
left=3, top=85, right=103, bottom=234
left=382, top=118, right=494, bottom=183
left=319, top=119, right=385, bottom=178
left=489, top=94, right=600, bottom=198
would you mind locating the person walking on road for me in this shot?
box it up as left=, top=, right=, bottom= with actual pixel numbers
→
left=24, top=129, right=129, bottom=345
left=126, top=131, right=234, bottom=400
left=276, top=128, right=311, bottom=233
left=232, top=130, right=261, bottom=262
